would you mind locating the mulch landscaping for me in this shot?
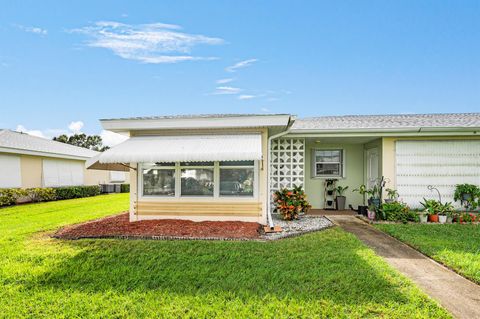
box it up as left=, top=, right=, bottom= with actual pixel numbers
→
left=54, top=213, right=262, bottom=240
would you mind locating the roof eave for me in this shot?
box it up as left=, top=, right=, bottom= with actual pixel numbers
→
left=101, top=114, right=293, bottom=133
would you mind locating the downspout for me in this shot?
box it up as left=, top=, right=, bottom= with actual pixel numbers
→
left=266, top=117, right=295, bottom=228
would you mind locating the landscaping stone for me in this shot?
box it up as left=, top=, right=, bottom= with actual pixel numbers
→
left=262, top=214, right=334, bottom=240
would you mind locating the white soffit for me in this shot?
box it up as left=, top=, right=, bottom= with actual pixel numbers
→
left=97, top=134, right=263, bottom=163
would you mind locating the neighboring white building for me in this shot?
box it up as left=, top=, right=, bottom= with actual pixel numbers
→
left=0, top=129, right=128, bottom=188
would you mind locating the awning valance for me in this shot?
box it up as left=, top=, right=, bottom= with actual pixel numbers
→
left=87, top=134, right=262, bottom=170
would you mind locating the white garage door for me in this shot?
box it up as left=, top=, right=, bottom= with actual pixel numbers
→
left=396, top=140, right=480, bottom=208
left=0, top=154, right=22, bottom=188
left=43, top=159, right=84, bottom=187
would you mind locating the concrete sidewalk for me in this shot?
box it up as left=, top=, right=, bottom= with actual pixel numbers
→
left=329, top=215, right=480, bottom=319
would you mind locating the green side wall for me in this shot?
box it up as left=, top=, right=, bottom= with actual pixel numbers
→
left=304, top=140, right=365, bottom=209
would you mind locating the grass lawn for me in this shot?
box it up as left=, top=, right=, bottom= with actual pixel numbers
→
left=0, top=194, right=450, bottom=318
left=375, top=223, right=480, bottom=284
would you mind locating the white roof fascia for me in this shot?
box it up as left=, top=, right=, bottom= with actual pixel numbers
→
left=0, top=147, right=90, bottom=161
left=101, top=115, right=292, bottom=133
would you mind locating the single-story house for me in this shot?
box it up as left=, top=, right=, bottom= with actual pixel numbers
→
left=87, top=113, right=480, bottom=227
left=0, top=129, right=128, bottom=189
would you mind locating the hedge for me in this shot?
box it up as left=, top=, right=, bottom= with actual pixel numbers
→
left=0, top=185, right=102, bottom=207
left=120, top=184, right=130, bottom=193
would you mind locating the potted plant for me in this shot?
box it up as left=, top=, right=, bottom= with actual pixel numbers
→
left=367, top=184, right=381, bottom=208
left=453, top=184, right=479, bottom=210
left=420, top=198, right=440, bottom=223
left=438, top=202, right=454, bottom=224
left=417, top=209, right=428, bottom=223
left=273, top=186, right=311, bottom=220
left=353, top=184, right=368, bottom=216
left=384, top=188, right=399, bottom=203
left=367, top=204, right=376, bottom=220
left=335, top=186, right=349, bottom=210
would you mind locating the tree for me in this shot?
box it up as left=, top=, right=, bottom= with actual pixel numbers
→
left=53, top=133, right=109, bottom=152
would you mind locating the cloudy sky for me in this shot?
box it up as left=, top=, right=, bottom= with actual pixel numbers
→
left=0, top=1, right=479, bottom=145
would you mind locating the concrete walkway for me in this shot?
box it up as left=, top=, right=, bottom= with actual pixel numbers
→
left=329, top=215, right=480, bottom=319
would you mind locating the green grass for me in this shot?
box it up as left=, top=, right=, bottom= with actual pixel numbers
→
left=0, top=194, right=449, bottom=318
left=375, top=223, right=480, bottom=284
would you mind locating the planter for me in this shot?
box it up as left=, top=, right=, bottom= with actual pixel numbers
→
left=462, top=193, right=472, bottom=201
left=367, top=209, right=376, bottom=220
left=370, top=198, right=381, bottom=208
left=327, top=200, right=333, bottom=206
left=447, top=216, right=453, bottom=223
left=327, top=190, right=334, bottom=196
left=336, top=196, right=346, bottom=210
left=418, top=214, right=428, bottom=223
left=428, top=214, right=439, bottom=223
left=358, top=205, right=368, bottom=216
left=438, top=215, right=447, bottom=224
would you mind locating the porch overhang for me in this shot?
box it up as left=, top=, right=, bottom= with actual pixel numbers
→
left=86, top=134, right=263, bottom=170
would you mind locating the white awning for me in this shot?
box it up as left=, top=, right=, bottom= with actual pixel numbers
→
left=86, top=153, right=130, bottom=172
left=88, top=134, right=262, bottom=168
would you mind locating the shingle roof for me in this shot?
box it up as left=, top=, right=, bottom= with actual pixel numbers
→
left=101, top=113, right=290, bottom=121
left=0, top=130, right=98, bottom=159
left=292, top=113, right=480, bottom=131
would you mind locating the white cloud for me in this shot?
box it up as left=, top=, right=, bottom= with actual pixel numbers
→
left=226, top=58, right=257, bottom=72
left=100, top=130, right=128, bottom=147
left=15, top=25, right=47, bottom=35
left=238, top=94, right=255, bottom=100
left=68, top=121, right=84, bottom=133
left=260, top=107, right=271, bottom=113
left=216, top=78, right=234, bottom=84
left=15, top=125, right=46, bottom=138
left=71, top=21, right=223, bottom=64
left=212, top=86, right=241, bottom=95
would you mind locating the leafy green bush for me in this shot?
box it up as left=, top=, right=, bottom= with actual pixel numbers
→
left=25, top=188, right=57, bottom=203
left=379, top=201, right=418, bottom=223
left=0, top=188, right=26, bottom=206
left=273, top=185, right=311, bottom=220
left=120, top=184, right=130, bottom=193
left=54, top=186, right=101, bottom=200
left=454, top=184, right=479, bottom=210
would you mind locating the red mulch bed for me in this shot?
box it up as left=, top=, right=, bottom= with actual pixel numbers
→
left=54, top=213, right=262, bottom=240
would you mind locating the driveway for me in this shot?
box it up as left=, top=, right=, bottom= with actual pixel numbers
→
left=329, top=215, right=480, bottom=319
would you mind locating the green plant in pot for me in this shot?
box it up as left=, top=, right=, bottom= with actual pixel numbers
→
left=353, top=185, right=368, bottom=216
left=438, top=202, right=454, bottom=224
left=416, top=209, right=428, bottom=223
left=420, top=198, right=440, bottom=223
left=453, top=184, right=479, bottom=210
left=335, top=186, right=349, bottom=210
left=367, top=184, right=381, bottom=208
left=384, top=188, right=399, bottom=203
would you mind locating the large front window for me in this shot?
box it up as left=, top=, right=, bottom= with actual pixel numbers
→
left=181, top=162, right=214, bottom=196
left=141, top=161, right=256, bottom=198
left=219, top=161, right=254, bottom=196
left=142, top=164, right=176, bottom=196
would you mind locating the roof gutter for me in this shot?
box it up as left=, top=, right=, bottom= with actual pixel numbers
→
left=266, top=116, right=295, bottom=229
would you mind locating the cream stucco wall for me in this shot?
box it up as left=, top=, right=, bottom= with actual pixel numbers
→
left=304, top=141, right=365, bottom=209
left=11, top=154, right=128, bottom=188
left=20, top=155, right=43, bottom=188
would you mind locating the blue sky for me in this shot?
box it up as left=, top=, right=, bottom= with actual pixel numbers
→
left=0, top=0, right=479, bottom=144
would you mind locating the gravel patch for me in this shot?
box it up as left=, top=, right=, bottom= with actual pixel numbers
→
left=262, top=214, right=334, bottom=240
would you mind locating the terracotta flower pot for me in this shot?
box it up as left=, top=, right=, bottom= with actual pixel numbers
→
left=428, top=214, right=439, bottom=223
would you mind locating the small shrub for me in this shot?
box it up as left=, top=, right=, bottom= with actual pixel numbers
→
left=273, top=185, right=311, bottom=220
left=379, top=201, right=418, bottom=223
left=25, top=188, right=56, bottom=203
left=458, top=212, right=478, bottom=224
left=120, top=184, right=130, bottom=193
left=54, top=185, right=101, bottom=200
left=0, top=188, right=26, bottom=206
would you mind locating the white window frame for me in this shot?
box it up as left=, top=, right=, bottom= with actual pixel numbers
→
left=138, top=161, right=258, bottom=200
left=312, top=148, right=345, bottom=178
